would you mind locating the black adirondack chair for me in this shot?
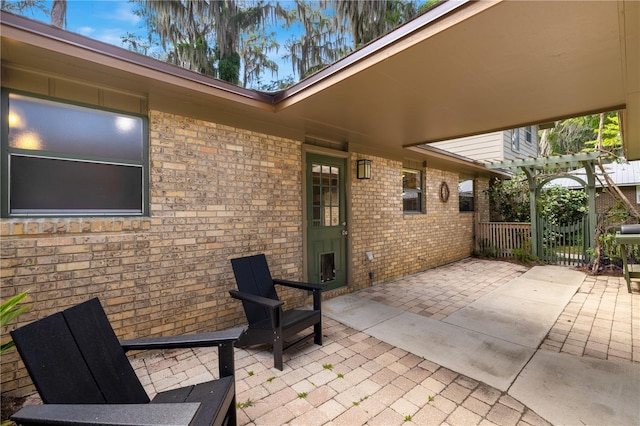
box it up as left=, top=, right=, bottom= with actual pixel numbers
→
left=229, top=254, right=324, bottom=370
left=10, top=297, right=241, bottom=426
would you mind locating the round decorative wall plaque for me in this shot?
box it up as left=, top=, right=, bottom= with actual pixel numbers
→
left=439, top=181, right=450, bottom=202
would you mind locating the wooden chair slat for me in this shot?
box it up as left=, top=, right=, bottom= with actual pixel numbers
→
left=11, top=298, right=240, bottom=426
left=10, top=312, right=106, bottom=404
left=63, top=297, right=149, bottom=404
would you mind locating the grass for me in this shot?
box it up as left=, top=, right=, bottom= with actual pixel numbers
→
left=352, top=395, right=369, bottom=406
left=236, top=399, right=254, bottom=409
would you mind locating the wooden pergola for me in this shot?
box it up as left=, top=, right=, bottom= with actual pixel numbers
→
left=486, top=152, right=602, bottom=258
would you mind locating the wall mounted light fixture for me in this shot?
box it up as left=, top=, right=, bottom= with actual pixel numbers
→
left=356, top=159, right=372, bottom=179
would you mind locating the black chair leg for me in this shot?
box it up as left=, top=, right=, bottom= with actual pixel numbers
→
left=314, top=322, right=322, bottom=345
left=273, top=332, right=283, bottom=371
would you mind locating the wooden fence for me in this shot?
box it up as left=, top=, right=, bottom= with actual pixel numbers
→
left=476, top=222, right=532, bottom=259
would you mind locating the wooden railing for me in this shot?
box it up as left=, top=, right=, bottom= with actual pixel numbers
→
left=476, top=222, right=532, bottom=259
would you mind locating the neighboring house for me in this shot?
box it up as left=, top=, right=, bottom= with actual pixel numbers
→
left=430, top=127, right=539, bottom=163
left=548, top=161, right=640, bottom=215
left=431, top=128, right=538, bottom=213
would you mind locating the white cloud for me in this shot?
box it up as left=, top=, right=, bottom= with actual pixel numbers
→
left=76, top=26, right=95, bottom=37
left=110, top=2, right=140, bottom=26
left=94, top=27, right=129, bottom=46
left=68, top=1, right=143, bottom=47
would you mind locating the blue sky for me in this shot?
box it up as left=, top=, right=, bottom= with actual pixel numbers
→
left=16, top=0, right=297, bottom=87
left=20, top=1, right=146, bottom=46
left=69, top=1, right=146, bottom=45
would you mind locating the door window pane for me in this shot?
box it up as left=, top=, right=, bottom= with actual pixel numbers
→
left=312, top=163, right=340, bottom=226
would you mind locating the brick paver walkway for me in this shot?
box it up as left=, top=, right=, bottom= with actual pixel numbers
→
left=131, top=315, right=550, bottom=426
left=18, top=258, right=639, bottom=425
left=541, top=273, right=639, bottom=363
left=129, top=258, right=549, bottom=426
left=128, top=258, right=638, bottom=425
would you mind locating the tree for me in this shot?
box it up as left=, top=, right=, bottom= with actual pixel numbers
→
left=539, top=112, right=622, bottom=157
left=418, top=0, right=445, bottom=14
left=540, top=117, right=596, bottom=156
left=328, top=0, right=418, bottom=48
left=135, top=0, right=275, bottom=83
left=582, top=112, right=622, bottom=155
left=0, top=0, right=46, bottom=14
left=240, top=28, right=279, bottom=88
left=282, top=0, right=345, bottom=80
left=209, top=0, right=274, bottom=85
left=50, top=0, right=65, bottom=28
left=136, top=1, right=216, bottom=75
left=0, top=0, right=63, bottom=28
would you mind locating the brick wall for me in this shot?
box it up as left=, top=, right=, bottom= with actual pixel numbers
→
left=595, top=186, right=640, bottom=215
left=1, top=110, right=306, bottom=396
left=348, top=154, right=474, bottom=293
left=475, top=178, right=491, bottom=223
left=1, top=111, right=481, bottom=397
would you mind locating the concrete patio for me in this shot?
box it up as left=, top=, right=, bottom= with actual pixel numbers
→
left=20, top=258, right=639, bottom=425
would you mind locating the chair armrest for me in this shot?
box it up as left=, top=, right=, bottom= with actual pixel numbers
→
left=273, top=279, right=325, bottom=292
left=229, top=290, right=284, bottom=309
left=121, top=327, right=243, bottom=378
left=11, top=403, right=201, bottom=426
left=274, top=279, right=325, bottom=311
left=120, top=326, right=243, bottom=351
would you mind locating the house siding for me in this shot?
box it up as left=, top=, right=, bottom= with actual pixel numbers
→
left=431, top=132, right=504, bottom=162
left=431, top=127, right=539, bottom=163
left=1, top=108, right=480, bottom=397
left=503, top=128, right=539, bottom=161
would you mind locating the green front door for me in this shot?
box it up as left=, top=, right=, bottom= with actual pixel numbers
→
left=306, top=153, right=347, bottom=290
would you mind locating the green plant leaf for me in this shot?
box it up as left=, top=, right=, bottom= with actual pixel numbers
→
left=0, top=292, right=30, bottom=327
left=1, top=341, right=16, bottom=352
left=1, top=292, right=30, bottom=355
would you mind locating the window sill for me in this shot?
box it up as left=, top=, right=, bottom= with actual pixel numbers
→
left=1, top=217, right=152, bottom=237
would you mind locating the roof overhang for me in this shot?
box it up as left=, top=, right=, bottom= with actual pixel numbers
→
left=1, top=0, right=638, bottom=163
